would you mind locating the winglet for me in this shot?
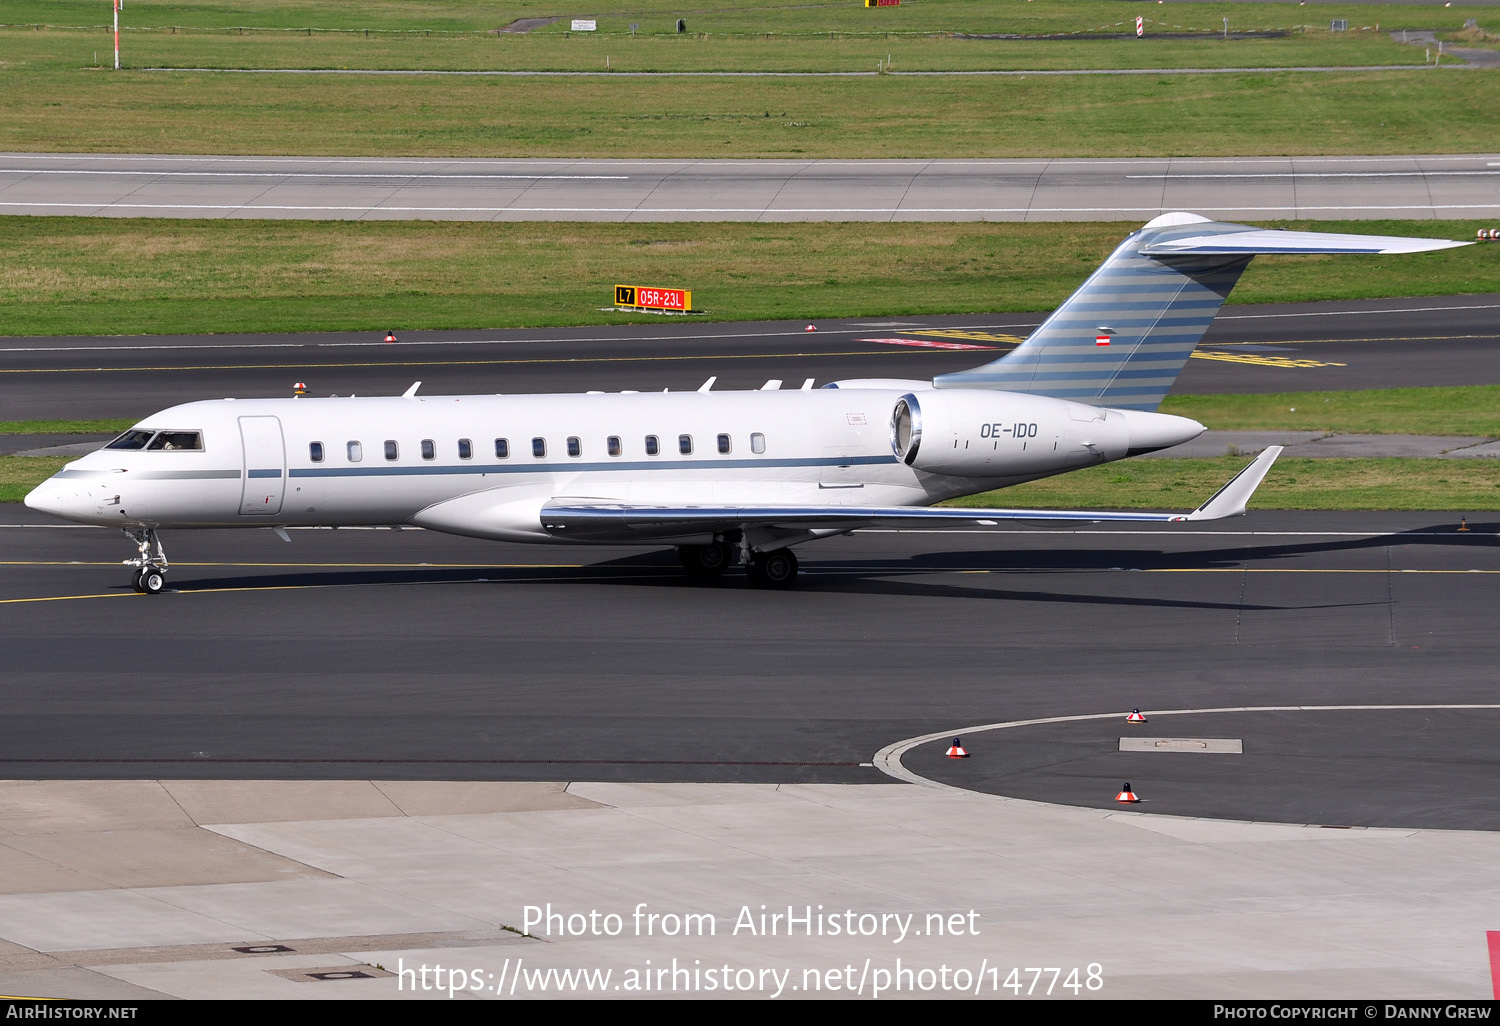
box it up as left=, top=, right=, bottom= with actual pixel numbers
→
left=1185, top=446, right=1283, bottom=521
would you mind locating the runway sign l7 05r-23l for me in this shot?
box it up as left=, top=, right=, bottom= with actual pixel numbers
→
left=615, top=285, right=692, bottom=311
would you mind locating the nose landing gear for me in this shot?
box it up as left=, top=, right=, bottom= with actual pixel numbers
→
left=124, top=527, right=169, bottom=594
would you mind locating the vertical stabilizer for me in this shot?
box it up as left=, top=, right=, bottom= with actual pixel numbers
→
left=933, top=213, right=1468, bottom=412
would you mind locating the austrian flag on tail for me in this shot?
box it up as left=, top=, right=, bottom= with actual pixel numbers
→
left=1095, top=334, right=1111, bottom=347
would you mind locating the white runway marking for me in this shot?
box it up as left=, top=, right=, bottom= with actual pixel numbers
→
left=874, top=705, right=1500, bottom=794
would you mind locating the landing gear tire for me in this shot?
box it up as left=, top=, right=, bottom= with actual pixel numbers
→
left=677, top=542, right=731, bottom=577
left=138, top=567, right=166, bottom=594
left=746, top=548, right=798, bottom=589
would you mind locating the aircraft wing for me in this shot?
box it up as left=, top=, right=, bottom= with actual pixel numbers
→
left=541, top=447, right=1282, bottom=542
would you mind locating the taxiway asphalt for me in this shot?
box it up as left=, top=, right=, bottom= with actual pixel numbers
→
left=2, top=295, right=1498, bottom=421
left=3, top=506, right=1497, bottom=833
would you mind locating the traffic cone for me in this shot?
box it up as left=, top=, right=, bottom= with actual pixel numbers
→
left=384, top=330, right=397, bottom=343
left=1115, top=783, right=1139, bottom=803
left=1459, top=517, right=1470, bottom=532
left=945, top=738, right=969, bottom=759
left=292, top=381, right=307, bottom=396
left=1126, top=708, right=1147, bottom=724
left=805, top=324, right=817, bottom=332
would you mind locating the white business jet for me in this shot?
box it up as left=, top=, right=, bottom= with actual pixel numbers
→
left=25, top=213, right=1466, bottom=592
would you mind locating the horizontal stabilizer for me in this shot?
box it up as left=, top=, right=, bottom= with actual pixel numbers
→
left=1142, top=229, right=1469, bottom=256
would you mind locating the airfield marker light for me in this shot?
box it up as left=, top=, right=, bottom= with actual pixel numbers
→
left=1480, top=230, right=1491, bottom=241
left=946, top=738, right=969, bottom=759
left=384, top=330, right=397, bottom=343
left=293, top=381, right=307, bottom=396
left=805, top=324, right=817, bottom=332
left=1459, top=517, right=1470, bottom=532
left=1115, top=783, right=1140, bottom=803
left=1126, top=709, right=1147, bottom=724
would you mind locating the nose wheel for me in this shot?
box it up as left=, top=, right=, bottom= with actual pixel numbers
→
left=124, top=527, right=169, bottom=594
left=133, top=566, right=167, bottom=594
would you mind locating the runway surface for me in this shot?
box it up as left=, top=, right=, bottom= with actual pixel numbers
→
left=4, top=506, right=1498, bottom=831
left=3, top=152, right=1498, bottom=221
left=3, top=295, right=1498, bottom=421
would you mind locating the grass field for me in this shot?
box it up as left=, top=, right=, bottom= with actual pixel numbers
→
left=2, top=0, right=1495, bottom=158
left=5, top=1, right=1486, bottom=38
left=0, top=218, right=1492, bottom=337
left=947, top=457, right=1500, bottom=512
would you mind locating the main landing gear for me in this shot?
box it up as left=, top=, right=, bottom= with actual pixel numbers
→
left=125, top=527, right=169, bottom=594
left=744, top=547, right=799, bottom=589
left=675, top=541, right=799, bottom=589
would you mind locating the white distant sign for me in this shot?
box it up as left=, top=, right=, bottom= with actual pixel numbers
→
left=571, top=19, right=596, bottom=31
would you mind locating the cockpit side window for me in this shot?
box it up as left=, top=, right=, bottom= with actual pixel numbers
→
left=146, top=430, right=203, bottom=451
left=105, top=429, right=155, bottom=451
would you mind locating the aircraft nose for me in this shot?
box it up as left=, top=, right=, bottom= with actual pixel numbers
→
left=24, top=479, right=73, bottom=518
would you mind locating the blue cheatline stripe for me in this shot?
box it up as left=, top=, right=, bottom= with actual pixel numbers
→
left=247, top=468, right=282, bottom=478
left=288, top=453, right=901, bottom=480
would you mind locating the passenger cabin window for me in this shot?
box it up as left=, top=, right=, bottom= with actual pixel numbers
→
left=347, top=441, right=363, bottom=462
left=717, top=433, right=731, bottom=455
left=495, top=438, right=510, bottom=459
left=310, top=442, right=325, bottom=463
left=751, top=432, right=766, bottom=454
left=384, top=440, right=399, bottom=461
left=458, top=438, right=473, bottom=460
left=567, top=436, right=581, bottom=458
left=645, top=435, right=659, bottom=456
left=146, top=431, right=203, bottom=451
left=106, top=429, right=155, bottom=451
left=607, top=436, right=622, bottom=457
left=679, top=434, right=693, bottom=455
left=421, top=439, right=436, bottom=461
left=532, top=437, right=546, bottom=459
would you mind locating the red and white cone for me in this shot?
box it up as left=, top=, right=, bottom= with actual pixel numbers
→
left=1126, top=708, right=1147, bottom=724
left=945, top=737, right=969, bottom=759
left=292, top=381, right=307, bottom=396
left=1115, top=783, right=1140, bottom=804
left=384, top=331, right=397, bottom=343
left=805, top=324, right=817, bottom=332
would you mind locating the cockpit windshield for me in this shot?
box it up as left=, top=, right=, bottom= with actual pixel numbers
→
left=146, top=431, right=203, bottom=451
left=105, top=429, right=155, bottom=451
left=105, top=429, right=203, bottom=451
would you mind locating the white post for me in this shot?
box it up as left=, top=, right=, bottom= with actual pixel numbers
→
left=113, top=0, right=120, bottom=70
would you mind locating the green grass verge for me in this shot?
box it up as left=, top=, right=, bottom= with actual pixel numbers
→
left=8, top=386, right=1495, bottom=438
left=1, top=456, right=67, bottom=503
left=1, top=218, right=1492, bottom=336
left=1161, top=387, right=1500, bottom=438
left=5, top=1, right=1485, bottom=37
left=0, top=27, right=1491, bottom=157
left=0, top=420, right=133, bottom=434
left=944, top=457, right=1500, bottom=512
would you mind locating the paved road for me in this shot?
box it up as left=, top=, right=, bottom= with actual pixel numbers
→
left=3, top=152, right=1497, bottom=221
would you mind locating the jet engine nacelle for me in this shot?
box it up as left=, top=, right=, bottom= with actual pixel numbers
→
left=890, top=390, right=1203, bottom=478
